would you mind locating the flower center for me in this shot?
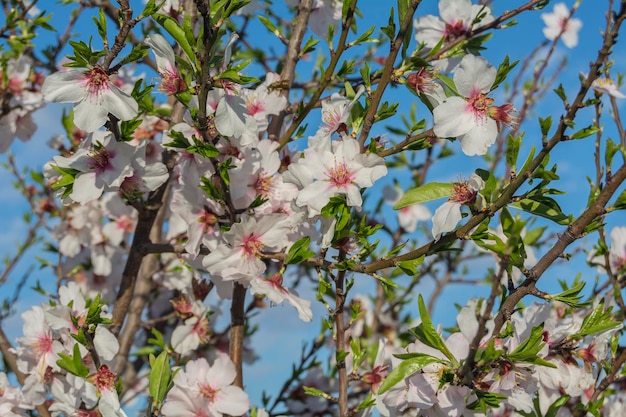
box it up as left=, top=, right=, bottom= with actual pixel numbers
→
left=199, top=383, right=218, bottom=402
left=444, top=20, right=467, bottom=40
left=242, top=235, right=263, bottom=258
left=85, top=67, right=110, bottom=96
left=246, top=97, right=265, bottom=116
left=94, top=365, right=116, bottom=393
left=88, top=145, right=114, bottom=174
left=198, top=208, right=218, bottom=233
left=254, top=172, right=272, bottom=195
left=160, top=69, right=187, bottom=95
left=450, top=181, right=477, bottom=204
left=328, top=162, right=353, bottom=188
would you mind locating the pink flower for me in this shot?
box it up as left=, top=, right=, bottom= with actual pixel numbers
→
left=42, top=66, right=138, bottom=132
left=161, top=354, right=250, bottom=417
left=541, top=2, right=582, bottom=48
left=433, top=55, right=514, bottom=156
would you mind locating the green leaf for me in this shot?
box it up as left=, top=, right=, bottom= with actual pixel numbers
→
left=409, top=295, right=458, bottom=366
left=285, top=237, right=316, bottom=264
left=303, top=386, right=332, bottom=399
left=57, top=343, right=90, bottom=377
left=539, top=115, right=552, bottom=137
left=569, top=302, right=621, bottom=340
left=377, top=353, right=443, bottom=394
left=396, top=256, right=424, bottom=276
left=381, top=7, right=396, bottom=40
left=547, top=279, right=590, bottom=308
left=570, top=125, right=600, bottom=140
left=506, top=134, right=522, bottom=172
left=510, top=197, right=570, bottom=225
left=149, top=351, right=173, bottom=406
left=258, top=15, right=281, bottom=38
left=492, top=55, right=519, bottom=91
left=508, top=325, right=554, bottom=366
left=394, top=183, right=454, bottom=209
left=350, top=25, right=377, bottom=46
left=153, top=13, right=195, bottom=62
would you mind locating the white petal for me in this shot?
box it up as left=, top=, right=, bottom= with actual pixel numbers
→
left=94, top=326, right=119, bottom=361
left=458, top=118, right=497, bottom=156
left=433, top=98, right=474, bottom=138
left=432, top=201, right=462, bottom=240
left=42, top=71, right=87, bottom=103
left=454, top=55, right=496, bottom=96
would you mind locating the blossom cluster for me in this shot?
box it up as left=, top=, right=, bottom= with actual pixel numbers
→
left=1, top=0, right=625, bottom=417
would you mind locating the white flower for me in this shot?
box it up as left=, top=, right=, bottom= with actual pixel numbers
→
left=48, top=131, right=136, bottom=204
left=144, top=34, right=187, bottom=94
left=431, top=173, right=484, bottom=240
left=42, top=67, right=138, bottom=132
left=541, top=2, right=582, bottom=48
left=284, top=137, right=387, bottom=217
left=250, top=273, right=313, bottom=322
left=161, top=354, right=250, bottom=417
left=433, top=55, right=514, bottom=156
left=414, top=0, right=494, bottom=48
left=202, top=214, right=291, bottom=283
left=592, top=77, right=626, bottom=99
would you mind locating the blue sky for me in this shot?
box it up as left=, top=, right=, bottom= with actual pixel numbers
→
left=1, top=0, right=625, bottom=412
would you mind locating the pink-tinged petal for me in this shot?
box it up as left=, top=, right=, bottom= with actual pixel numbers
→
left=42, top=71, right=86, bottom=103
left=562, top=20, right=582, bottom=48
left=171, top=322, right=199, bottom=354
left=432, top=201, right=462, bottom=240
left=344, top=184, right=363, bottom=208
left=433, top=97, right=474, bottom=138
left=454, top=55, right=496, bottom=96
left=297, top=180, right=333, bottom=214
left=214, top=385, right=250, bottom=416
left=445, top=333, right=469, bottom=359
left=458, top=118, right=497, bottom=156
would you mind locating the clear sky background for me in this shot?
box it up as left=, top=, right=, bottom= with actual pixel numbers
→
left=0, top=0, right=625, bottom=413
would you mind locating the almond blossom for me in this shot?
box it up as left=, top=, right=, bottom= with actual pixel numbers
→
left=541, top=2, right=582, bottom=48
left=42, top=66, right=138, bottom=132
left=592, top=77, right=626, bottom=99
left=47, top=131, right=136, bottom=205
left=249, top=273, right=313, bottom=322
left=144, top=34, right=187, bottom=95
left=284, top=136, right=387, bottom=217
left=202, top=213, right=291, bottom=284
left=433, top=54, right=514, bottom=156
left=414, top=0, right=494, bottom=48
left=161, top=354, right=250, bottom=417
left=431, top=173, right=484, bottom=240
